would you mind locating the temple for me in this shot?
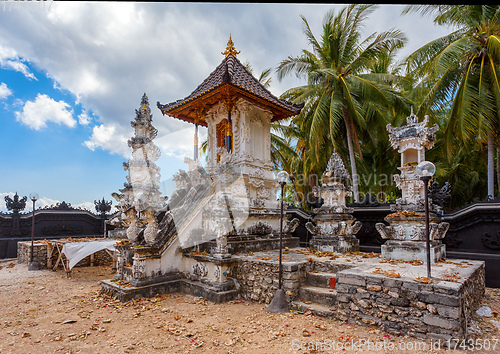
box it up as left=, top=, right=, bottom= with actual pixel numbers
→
left=103, top=37, right=303, bottom=301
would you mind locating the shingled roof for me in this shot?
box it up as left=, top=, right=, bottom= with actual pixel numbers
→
left=157, top=49, right=303, bottom=127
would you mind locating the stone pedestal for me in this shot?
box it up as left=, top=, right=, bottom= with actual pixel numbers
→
left=381, top=240, right=446, bottom=263
left=376, top=214, right=449, bottom=263
left=305, top=151, right=362, bottom=253
left=310, top=235, right=359, bottom=253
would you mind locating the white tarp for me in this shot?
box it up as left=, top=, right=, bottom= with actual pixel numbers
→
left=62, top=240, right=117, bottom=270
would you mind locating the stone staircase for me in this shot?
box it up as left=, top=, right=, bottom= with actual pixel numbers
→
left=292, top=262, right=348, bottom=319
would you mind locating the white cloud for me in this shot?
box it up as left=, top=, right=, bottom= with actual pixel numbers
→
left=15, top=93, right=76, bottom=130
left=0, top=44, right=37, bottom=80
left=155, top=127, right=203, bottom=161
left=83, top=123, right=131, bottom=157
left=78, top=110, right=91, bottom=125
left=0, top=82, right=12, bottom=99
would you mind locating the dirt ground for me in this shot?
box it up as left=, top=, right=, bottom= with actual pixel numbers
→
left=1, top=259, right=499, bottom=354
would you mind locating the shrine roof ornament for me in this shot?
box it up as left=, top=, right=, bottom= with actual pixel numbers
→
left=386, top=108, right=439, bottom=151
left=221, top=35, right=240, bottom=57
left=157, top=37, right=303, bottom=126
left=322, top=150, right=350, bottom=184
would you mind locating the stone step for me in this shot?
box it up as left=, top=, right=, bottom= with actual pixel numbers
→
left=305, top=271, right=337, bottom=288
left=298, top=286, right=338, bottom=307
left=313, top=261, right=354, bottom=274
left=291, top=301, right=337, bottom=319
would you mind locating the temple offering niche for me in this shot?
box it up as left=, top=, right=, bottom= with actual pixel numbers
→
left=376, top=110, right=449, bottom=262
left=305, top=151, right=362, bottom=253
left=387, top=108, right=439, bottom=212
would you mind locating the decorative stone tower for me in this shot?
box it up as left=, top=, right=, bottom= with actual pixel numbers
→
left=111, top=93, right=167, bottom=244
left=376, top=110, right=449, bottom=262
left=305, top=151, right=362, bottom=253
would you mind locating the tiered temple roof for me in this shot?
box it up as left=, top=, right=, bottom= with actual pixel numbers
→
left=157, top=37, right=303, bottom=126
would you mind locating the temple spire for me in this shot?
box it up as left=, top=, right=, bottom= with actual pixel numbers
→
left=221, top=35, right=240, bottom=58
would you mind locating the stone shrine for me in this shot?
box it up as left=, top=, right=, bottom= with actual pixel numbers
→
left=305, top=151, right=362, bottom=253
left=103, top=38, right=302, bottom=301
left=376, top=110, right=449, bottom=262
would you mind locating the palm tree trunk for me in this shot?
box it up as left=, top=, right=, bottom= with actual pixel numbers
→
left=345, top=118, right=360, bottom=202
left=488, top=133, right=494, bottom=198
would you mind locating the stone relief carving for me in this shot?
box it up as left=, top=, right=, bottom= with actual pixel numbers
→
left=193, top=262, right=208, bottom=277
left=306, top=220, right=362, bottom=237
left=132, top=259, right=146, bottom=279
left=256, top=187, right=271, bottom=200
left=143, top=208, right=159, bottom=244
left=247, top=220, right=273, bottom=235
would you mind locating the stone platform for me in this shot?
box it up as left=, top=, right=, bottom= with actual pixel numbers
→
left=232, top=248, right=484, bottom=342
left=101, top=247, right=484, bottom=341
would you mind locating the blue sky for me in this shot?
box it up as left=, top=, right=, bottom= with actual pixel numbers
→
left=0, top=2, right=452, bottom=212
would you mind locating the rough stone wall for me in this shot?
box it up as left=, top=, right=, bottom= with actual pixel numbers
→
left=335, top=264, right=485, bottom=341
left=17, top=242, right=46, bottom=266
left=232, top=259, right=312, bottom=304
left=17, top=241, right=113, bottom=269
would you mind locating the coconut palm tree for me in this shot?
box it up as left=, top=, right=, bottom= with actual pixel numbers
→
left=276, top=4, right=408, bottom=201
left=403, top=5, right=500, bottom=198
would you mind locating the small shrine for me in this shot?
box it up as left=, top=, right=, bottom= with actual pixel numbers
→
left=305, top=151, right=362, bottom=253
left=376, top=110, right=449, bottom=262
left=103, top=38, right=302, bottom=301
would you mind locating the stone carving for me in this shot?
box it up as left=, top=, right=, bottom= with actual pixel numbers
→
left=387, top=109, right=440, bottom=212
left=256, top=187, right=271, bottom=200
left=251, top=198, right=265, bottom=209
left=482, top=232, right=500, bottom=250
left=307, top=151, right=361, bottom=253
left=214, top=265, right=221, bottom=281
left=232, top=184, right=249, bottom=197
left=284, top=218, right=300, bottom=234
left=306, top=220, right=362, bottom=237
left=125, top=208, right=141, bottom=243
left=247, top=220, right=273, bottom=235
left=5, top=193, right=27, bottom=214
left=143, top=207, right=159, bottom=244
left=193, top=262, right=208, bottom=277
left=132, top=258, right=146, bottom=279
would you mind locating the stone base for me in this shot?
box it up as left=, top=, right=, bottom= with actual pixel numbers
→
left=102, top=273, right=238, bottom=303
left=335, top=258, right=485, bottom=341
left=310, top=235, right=359, bottom=253
left=194, top=235, right=300, bottom=255
left=381, top=240, right=446, bottom=263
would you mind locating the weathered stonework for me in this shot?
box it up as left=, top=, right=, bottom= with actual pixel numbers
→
left=232, top=258, right=312, bottom=304
left=334, top=261, right=484, bottom=341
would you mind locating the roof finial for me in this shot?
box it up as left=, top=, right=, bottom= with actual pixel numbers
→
left=221, top=35, right=240, bottom=58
